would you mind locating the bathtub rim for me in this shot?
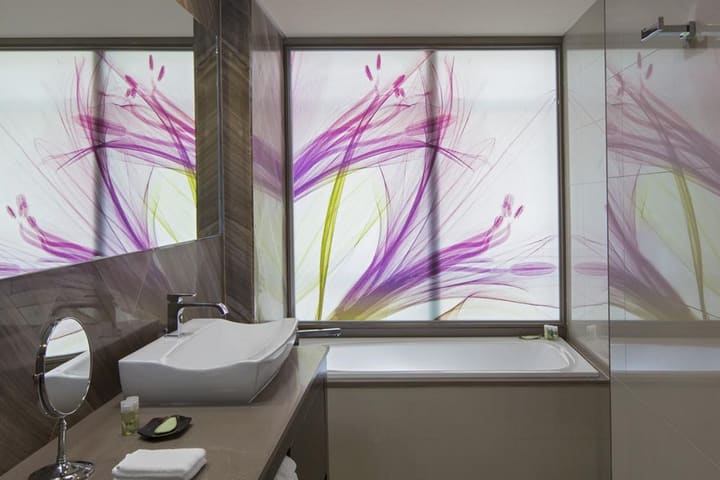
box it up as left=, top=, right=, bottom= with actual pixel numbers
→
left=302, top=336, right=608, bottom=385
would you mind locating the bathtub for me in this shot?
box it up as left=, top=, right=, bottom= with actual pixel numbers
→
left=321, top=337, right=607, bottom=479
left=611, top=339, right=720, bottom=374
left=319, top=337, right=599, bottom=382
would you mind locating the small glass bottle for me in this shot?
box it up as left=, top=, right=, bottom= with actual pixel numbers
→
left=120, top=397, right=139, bottom=436
left=543, top=324, right=559, bottom=340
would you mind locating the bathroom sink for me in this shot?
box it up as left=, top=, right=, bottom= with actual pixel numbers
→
left=119, top=318, right=297, bottom=405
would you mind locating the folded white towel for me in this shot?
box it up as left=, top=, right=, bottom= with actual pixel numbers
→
left=112, top=448, right=207, bottom=480
left=274, top=456, right=298, bottom=480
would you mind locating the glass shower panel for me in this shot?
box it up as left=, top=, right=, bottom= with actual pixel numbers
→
left=606, top=1, right=720, bottom=478
left=564, top=0, right=610, bottom=367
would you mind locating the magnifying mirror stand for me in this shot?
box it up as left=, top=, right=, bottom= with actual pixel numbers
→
left=29, top=418, right=94, bottom=480
left=31, top=317, right=94, bottom=480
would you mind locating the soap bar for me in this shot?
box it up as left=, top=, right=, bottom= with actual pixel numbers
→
left=154, top=416, right=178, bottom=435
left=138, top=415, right=191, bottom=440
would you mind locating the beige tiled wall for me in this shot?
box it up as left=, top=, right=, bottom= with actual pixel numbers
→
left=328, top=382, right=610, bottom=480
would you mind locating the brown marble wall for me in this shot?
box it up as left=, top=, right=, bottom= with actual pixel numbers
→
left=182, top=0, right=289, bottom=322
left=195, top=17, right=222, bottom=239
left=220, top=0, right=256, bottom=322
left=251, top=1, right=287, bottom=320
left=0, top=236, right=223, bottom=474
left=176, top=0, right=218, bottom=33
left=216, top=0, right=288, bottom=322
left=178, top=0, right=274, bottom=323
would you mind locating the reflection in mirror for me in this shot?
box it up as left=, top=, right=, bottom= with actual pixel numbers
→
left=33, top=317, right=94, bottom=480
left=42, top=318, right=91, bottom=416
left=0, top=0, right=219, bottom=281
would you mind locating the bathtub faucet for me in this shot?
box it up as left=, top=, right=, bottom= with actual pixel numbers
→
left=295, top=327, right=342, bottom=346
left=166, top=293, right=229, bottom=336
left=297, top=327, right=342, bottom=338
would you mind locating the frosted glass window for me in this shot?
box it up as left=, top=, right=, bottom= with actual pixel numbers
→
left=0, top=50, right=195, bottom=279
left=291, top=49, right=559, bottom=321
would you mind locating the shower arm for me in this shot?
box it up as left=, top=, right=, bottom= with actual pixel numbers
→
left=641, top=17, right=720, bottom=43
left=641, top=17, right=696, bottom=42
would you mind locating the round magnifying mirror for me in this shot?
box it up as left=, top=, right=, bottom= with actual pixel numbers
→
left=31, top=317, right=94, bottom=480
left=39, top=317, right=91, bottom=416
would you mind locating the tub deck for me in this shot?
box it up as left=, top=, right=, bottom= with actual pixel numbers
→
left=305, top=337, right=600, bottom=382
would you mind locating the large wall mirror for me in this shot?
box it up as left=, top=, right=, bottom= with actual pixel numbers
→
left=0, top=0, right=219, bottom=281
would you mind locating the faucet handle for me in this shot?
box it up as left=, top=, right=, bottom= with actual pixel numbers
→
left=167, top=293, right=197, bottom=303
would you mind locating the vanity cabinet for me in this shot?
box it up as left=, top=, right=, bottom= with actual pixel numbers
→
left=262, top=372, right=328, bottom=480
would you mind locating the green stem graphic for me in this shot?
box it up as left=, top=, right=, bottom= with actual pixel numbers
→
left=673, top=169, right=707, bottom=320
left=316, top=168, right=350, bottom=320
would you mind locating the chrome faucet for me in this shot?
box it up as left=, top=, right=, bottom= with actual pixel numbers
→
left=166, top=293, right=229, bottom=336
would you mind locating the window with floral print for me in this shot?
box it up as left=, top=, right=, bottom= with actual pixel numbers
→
left=291, top=49, right=560, bottom=321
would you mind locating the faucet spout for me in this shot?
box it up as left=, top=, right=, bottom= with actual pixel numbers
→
left=178, top=302, right=229, bottom=319
left=166, top=293, right=228, bottom=335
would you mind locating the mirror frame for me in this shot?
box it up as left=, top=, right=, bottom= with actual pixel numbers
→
left=34, top=317, right=92, bottom=418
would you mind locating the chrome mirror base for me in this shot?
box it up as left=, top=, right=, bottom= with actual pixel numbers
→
left=29, top=461, right=94, bottom=480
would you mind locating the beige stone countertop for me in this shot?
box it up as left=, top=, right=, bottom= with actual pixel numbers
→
left=3, top=346, right=328, bottom=480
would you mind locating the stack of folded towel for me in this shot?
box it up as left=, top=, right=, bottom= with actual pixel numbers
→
left=112, top=448, right=207, bottom=480
left=274, top=456, right=298, bottom=480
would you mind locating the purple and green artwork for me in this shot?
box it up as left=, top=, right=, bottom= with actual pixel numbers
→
left=0, top=51, right=196, bottom=279
left=606, top=52, right=720, bottom=321
left=291, top=50, right=561, bottom=320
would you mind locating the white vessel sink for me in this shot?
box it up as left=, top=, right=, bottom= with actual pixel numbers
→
left=119, top=318, right=297, bottom=405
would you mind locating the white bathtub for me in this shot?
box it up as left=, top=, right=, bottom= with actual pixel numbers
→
left=318, top=337, right=599, bottom=381
left=611, top=339, right=720, bottom=374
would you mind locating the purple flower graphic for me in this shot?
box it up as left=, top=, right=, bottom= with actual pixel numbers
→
left=1, top=52, right=196, bottom=279
left=605, top=56, right=720, bottom=320
left=293, top=52, right=559, bottom=320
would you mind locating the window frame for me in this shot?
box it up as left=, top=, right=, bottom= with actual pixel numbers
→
left=284, top=37, right=566, bottom=336
left=0, top=37, right=193, bottom=50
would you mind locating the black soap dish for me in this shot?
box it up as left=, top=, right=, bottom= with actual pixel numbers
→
left=138, top=415, right=192, bottom=440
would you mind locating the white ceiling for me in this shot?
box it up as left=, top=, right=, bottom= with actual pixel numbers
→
left=257, top=0, right=597, bottom=37
left=0, top=0, right=192, bottom=37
